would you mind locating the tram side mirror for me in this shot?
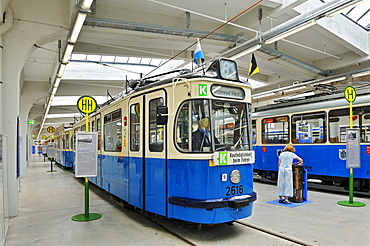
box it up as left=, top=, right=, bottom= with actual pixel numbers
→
left=157, top=106, right=168, bottom=125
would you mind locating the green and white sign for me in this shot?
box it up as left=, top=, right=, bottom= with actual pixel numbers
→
left=214, top=151, right=255, bottom=165
left=198, top=84, right=208, bottom=96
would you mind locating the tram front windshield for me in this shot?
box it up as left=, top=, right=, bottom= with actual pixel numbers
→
left=176, top=99, right=251, bottom=152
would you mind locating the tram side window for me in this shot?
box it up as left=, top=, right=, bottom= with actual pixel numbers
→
left=104, top=109, right=122, bottom=152
left=66, top=133, right=69, bottom=149
left=329, top=106, right=370, bottom=143
left=292, top=112, right=326, bottom=144
left=97, top=118, right=101, bottom=150
left=262, top=116, right=289, bottom=144
left=62, top=134, right=66, bottom=149
left=149, top=98, right=164, bottom=152
left=130, top=104, right=140, bottom=151
left=252, top=120, right=256, bottom=144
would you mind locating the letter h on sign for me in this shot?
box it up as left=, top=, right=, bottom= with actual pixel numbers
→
left=82, top=99, right=93, bottom=111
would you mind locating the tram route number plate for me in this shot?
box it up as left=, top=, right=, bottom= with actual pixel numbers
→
left=213, top=151, right=255, bottom=166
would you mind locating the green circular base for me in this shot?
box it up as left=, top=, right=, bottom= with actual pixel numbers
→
left=337, top=201, right=366, bottom=207
left=72, top=213, right=102, bottom=222
left=47, top=170, right=57, bottom=172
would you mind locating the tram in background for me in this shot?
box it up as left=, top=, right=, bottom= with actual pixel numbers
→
left=252, top=94, right=370, bottom=192
left=54, top=124, right=74, bottom=168
left=54, top=57, right=257, bottom=224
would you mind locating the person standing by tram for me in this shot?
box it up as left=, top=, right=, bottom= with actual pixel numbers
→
left=277, top=144, right=303, bottom=204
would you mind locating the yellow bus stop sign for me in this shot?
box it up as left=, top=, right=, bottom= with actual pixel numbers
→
left=77, top=95, right=98, bottom=115
left=47, top=126, right=55, bottom=133
left=344, top=86, right=356, bottom=103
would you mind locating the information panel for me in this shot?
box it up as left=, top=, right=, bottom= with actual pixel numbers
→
left=346, top=128, right=360, bottom=168
left=42, top=145, right=46, bottom=154
left=47, top=143, right=55, bottom=158
left=213, top=151, right=255, bottom=166
left=75, top=132, right=98, bottom=177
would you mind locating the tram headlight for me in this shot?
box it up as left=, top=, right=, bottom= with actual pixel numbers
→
left=230, top=170, right=241, bottom=184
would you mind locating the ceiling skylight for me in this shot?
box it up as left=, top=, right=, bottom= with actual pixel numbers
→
left=343, top=1, right=370, bottom=30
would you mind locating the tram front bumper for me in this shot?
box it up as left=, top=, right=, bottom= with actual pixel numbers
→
left=169, top=191, right=257, bottom=209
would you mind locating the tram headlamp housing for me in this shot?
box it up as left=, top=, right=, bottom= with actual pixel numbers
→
left=230, top=170, right=241, bottom=184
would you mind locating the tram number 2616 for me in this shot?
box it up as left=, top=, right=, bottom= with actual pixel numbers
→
left=226, top=185, right=243, bottom=196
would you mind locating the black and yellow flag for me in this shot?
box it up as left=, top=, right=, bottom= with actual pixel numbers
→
left=249, top=53, right=259, bottom=77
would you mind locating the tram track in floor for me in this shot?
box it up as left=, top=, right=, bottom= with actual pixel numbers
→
left=235, top=221, right=314, bottom=246
left=138, top=209, right=316, bottom=246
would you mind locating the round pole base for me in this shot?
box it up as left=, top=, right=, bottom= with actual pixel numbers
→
left=72, top=213, right=102, bottom=222
left=47, top=170, right=57, bottom=172
left=337, top=201, right=366, bottom=207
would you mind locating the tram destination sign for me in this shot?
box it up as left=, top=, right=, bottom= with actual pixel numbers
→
left=211, top=84, right=245, bottom=100
left=213, top=151, right=255, bottom=166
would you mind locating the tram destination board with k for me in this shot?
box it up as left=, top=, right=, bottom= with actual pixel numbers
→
left=213, top=151, right=255, bottom=166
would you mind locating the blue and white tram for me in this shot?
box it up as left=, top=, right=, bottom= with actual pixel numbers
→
left=252, top=94, right=370, bottom=192
left=72, top=58, right=257, bottom=224
left=54, top=124, right=74, bottom=168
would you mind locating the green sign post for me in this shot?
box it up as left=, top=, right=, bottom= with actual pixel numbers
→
left=338, top=86, right=366, bottom=207
left=72, top=95, right=102, bottom=222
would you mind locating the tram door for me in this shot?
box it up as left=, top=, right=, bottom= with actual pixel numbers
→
left=144, top=90, right=167, bottom=216
left=128, top=91, right=167, bottom=214
left=128, top=96, right=144, bottom=209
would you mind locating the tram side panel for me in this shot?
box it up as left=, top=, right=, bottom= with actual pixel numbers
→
left=100, top=103, right=130, bottom=204
left=253, top=105, right=370, bottom=190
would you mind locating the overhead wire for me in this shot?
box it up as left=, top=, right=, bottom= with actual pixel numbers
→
left=143, top=0, right=263, bottom=78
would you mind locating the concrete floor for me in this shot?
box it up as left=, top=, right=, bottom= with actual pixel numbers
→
left=5, top=155, right=370, bottom=245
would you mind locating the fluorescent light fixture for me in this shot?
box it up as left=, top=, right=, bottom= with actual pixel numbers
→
left=326, top=0, right=369, bottom=17
left=283, top=85, right=307, bottom=93
left=229, top=44, right=262, bottom=60
left=352, top=70, right=370, bottom=78
left=81, top=0, right=94, bottom=10
left=314, top=76, right=346, bottom=85
left=62, top=44, right=74, bottom=63
left=69, top=12, right=86, bottom=43
left=265, top=20, right=317, bottom=44
left=252, top=92, right=275, bottom=99
left=49, top=94, right=55, bottom=102
left=57, top=64, right=67, bottom=77
left=280, top=91, right=315, bottom=100
left=51, top=87, right=58, bottom=95
left=46, top=113, right=81, bottom=119
left=54, top=77, right=61, bottom=88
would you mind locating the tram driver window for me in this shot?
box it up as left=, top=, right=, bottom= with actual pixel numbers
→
left=175, top=99, right=251, bottom=152
left=262, top=116, right=289, bottom=144
left=292, top=112, right=326, bottom=144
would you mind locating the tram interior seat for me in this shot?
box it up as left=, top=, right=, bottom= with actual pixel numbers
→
left=330, top=137, right=339, bottom=143
left=149, top=142, right=163, bottom=152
